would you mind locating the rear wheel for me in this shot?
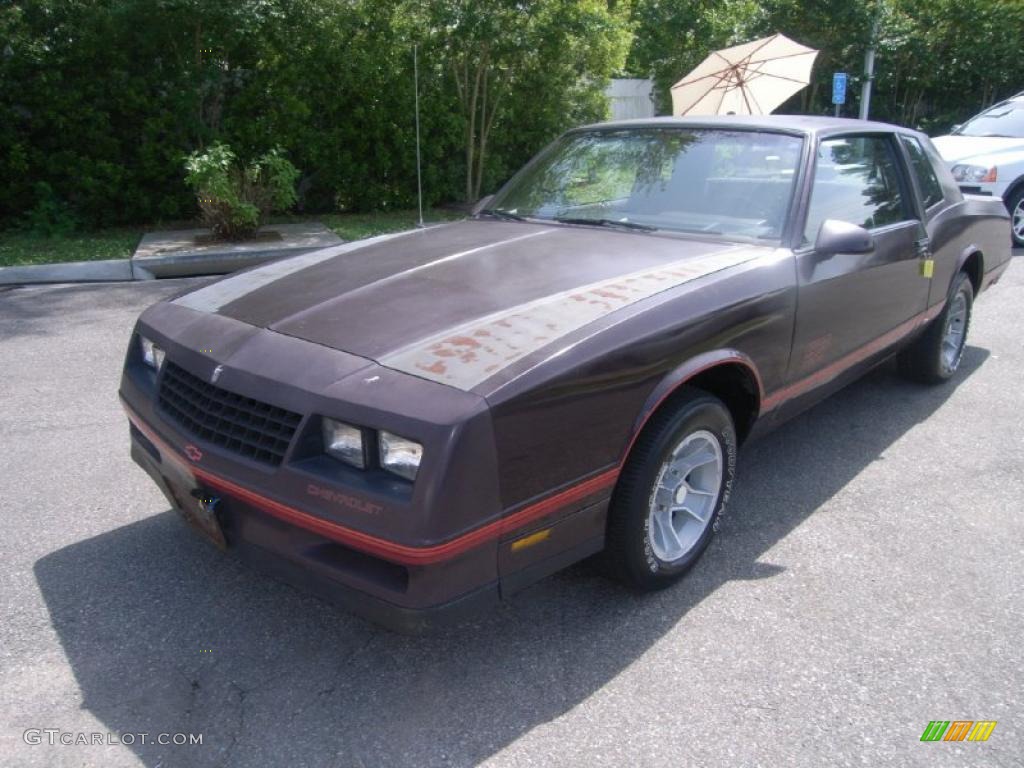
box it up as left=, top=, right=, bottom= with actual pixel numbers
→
left=899, top=271, right=974, bottom=384
left=604, top=388, right=736, bottom=591
left=1008, top=185, right=1024, bottom=248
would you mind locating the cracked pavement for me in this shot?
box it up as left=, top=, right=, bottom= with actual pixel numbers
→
left=1, top=253, right=1023, bottom=767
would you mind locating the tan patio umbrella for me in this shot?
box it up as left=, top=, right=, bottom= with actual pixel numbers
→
left=671, top=33, right=819, bottom=116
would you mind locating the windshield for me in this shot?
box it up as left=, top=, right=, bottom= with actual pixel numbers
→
left=955, top=102, right=1024, bottom=137
left=488, top=128, right=803, bottom=241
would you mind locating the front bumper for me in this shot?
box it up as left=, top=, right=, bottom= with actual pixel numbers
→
left=956, top=179, right=1009, bottom=200
left=127, top=414, right=501, bottom=633
left=127, top=408, right=610, bottom=631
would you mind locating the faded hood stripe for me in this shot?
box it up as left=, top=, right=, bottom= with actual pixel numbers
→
left=173, top=228, right=424, bottom=313
left=381, top=248, right=764, bottom=391
left=373, top=228, right=554, bottom=282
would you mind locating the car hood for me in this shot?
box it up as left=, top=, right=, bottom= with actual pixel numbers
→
left=173, top=219, right=767, bottom=390
left=932, top=134, right=1024, bottom=165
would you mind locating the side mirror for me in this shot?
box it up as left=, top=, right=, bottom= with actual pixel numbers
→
left=951, top=123, right=963, bottom=134
left=814, top=219, right=875, bottom=256
left=471, top=194, right=495, bottom=216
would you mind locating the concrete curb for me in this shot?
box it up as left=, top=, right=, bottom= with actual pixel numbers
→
left=0, top=259, right=136, bottom=286
left=132, top=245, right=327, bottom=279
left=0, top=247, right=330, bottom=286
left=131, top=222, right=343, bottom=279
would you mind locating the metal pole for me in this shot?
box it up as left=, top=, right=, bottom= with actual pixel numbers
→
left=860, top=13, right=880, bottom=120
left=414, top=44, right=425, bottom=228
left=835, top=104, right=840, bottom=118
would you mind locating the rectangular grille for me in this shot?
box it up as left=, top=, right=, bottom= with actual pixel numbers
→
left=158, top=361, right=302, bottom=466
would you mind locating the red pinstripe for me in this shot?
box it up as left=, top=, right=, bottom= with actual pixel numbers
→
left=124, top=401, right=616, bottom=566
left=761, top=302, right=944, bottom=411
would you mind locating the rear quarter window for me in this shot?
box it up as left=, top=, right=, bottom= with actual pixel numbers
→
left=901, top=135, right=945, bottom=209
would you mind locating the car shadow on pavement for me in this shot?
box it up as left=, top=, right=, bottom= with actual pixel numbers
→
left=33, top=346, right=989, bottom=768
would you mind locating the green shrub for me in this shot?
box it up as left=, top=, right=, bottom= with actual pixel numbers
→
left=22, top=182, right=81, bottom=236
left=184, top=143, right=300, bottom=240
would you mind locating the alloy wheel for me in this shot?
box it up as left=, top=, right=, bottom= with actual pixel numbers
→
left=647, top=430, right=723, bottom=563
left=941, top=288, right=969, bottom=373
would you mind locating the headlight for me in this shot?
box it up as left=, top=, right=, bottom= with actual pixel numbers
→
left=951, top=164, right=997, bottom=183
left=139, top=335, right=165, bottom=370
left=379, top=430, right=423, bottom=482
left=322, top=418, right=366, bottom=468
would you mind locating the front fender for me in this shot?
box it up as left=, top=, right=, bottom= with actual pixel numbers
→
left=625, top=350, right=764, bottom=460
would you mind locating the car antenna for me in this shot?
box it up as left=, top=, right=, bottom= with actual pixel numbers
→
left=414, top=44, right=425, bottom=229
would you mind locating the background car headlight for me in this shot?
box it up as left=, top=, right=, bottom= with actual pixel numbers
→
left=322, top=418, right=366, bottom=468
left=951, top=164, right=997, bottom=183
left=139, top=335, right=165, bottom=370
left=379, top=430, right=422, bottom=481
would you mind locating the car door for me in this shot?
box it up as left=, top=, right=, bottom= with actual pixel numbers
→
left=897, top=133, right=959, bottom=306
left=789, top=133, right=931, bottom=384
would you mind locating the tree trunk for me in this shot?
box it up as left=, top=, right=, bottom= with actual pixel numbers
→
left=475, top=74, right=503, bottom=201
left=473, top=68, right=488, bottom=201
left=465, top=58, right=477, bottom=204
left=195, top=22, right=203, bottom=145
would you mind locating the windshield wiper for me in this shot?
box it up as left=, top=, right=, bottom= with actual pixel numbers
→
left=553, top=216, right=658, bottom=232
left=479, top=208, right=528, bottom=222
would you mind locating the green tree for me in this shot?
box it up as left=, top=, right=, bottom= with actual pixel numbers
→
left=415, top=0, right=633, bottom=203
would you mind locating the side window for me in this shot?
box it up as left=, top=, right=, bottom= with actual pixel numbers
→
left=900, top=135, right=945, bottom=209
left=804, top=136, right=911, bottom=244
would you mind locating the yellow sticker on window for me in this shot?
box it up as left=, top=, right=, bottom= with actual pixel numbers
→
left=921, top=259, right=935, bottom=278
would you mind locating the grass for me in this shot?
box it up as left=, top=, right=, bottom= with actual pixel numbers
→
left=0, top=227, right=143, bottom=267
left=315, top=208, right=464, bottom=241
left=0, top=208, right=464, bottom=268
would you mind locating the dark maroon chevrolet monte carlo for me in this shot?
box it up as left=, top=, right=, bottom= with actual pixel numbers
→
left=120, top=116, right=1011, bottom=632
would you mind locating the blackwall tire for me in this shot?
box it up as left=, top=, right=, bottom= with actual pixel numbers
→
left=604, top=387, right=737, bottom=591
left=899, top=271, right=974, bottom=384
left=1007, top=185, right=1024, bottom=248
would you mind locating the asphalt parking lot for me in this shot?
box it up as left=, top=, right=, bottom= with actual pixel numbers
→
left=2, top=254, right=1023, bottom=768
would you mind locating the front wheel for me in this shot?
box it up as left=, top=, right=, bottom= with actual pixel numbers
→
left=899, top=271, right=974, bottom=384
left=604, top=388, right=736, bottom=591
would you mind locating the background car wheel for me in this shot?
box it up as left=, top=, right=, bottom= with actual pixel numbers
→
left=1007, top=185, right=1024, bottom=248
left=604, top=388, right=736, bottom=591
left=899, top=271, right=974, bottom=384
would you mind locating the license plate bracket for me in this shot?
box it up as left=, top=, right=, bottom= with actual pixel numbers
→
left=163, top=466, right=227, bottom=550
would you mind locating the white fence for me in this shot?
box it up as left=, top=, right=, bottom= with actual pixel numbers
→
left=604, top=78, right=656, bottom=120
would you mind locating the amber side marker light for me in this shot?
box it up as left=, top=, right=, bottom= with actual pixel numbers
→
left=511, top=528, right=552, bottom=552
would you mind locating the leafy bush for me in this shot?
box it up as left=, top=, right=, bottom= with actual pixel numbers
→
left=184, top=143, right=299, bottom=240
left=22, top=182, right=81, bottom=236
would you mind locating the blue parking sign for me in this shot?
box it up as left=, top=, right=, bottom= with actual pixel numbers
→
left=832, top=72, right=848, bottom=105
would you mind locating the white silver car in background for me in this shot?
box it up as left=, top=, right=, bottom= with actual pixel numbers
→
left=932, top=91, right=1024, bottom=246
